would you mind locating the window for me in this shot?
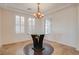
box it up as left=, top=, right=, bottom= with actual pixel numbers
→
left=45, top=19, right=51, bottom=34
left=16, top=15, right=24, bottom=33
left=28, top=17, right=51, bottom=34
left=28, top=17, right=35, bottom=34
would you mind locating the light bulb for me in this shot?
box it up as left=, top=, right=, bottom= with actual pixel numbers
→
left=42, top=14, right=44, bottom=17
left=38, top=12, right=41, bottom=15
left=33, top=13, right=36, bottom=16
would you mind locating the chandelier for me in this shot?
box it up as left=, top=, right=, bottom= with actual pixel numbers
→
left=33, top=3, right=44, bottom=19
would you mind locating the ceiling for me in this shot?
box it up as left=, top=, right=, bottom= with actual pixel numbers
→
left=0, top=3, right=73, bottom=15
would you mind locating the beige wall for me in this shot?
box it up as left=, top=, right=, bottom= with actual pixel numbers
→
left=0, top=8, right=2, bottom=47
left=49, top=5, right=77, bottom=47
left=1, top=8, right=31, bottom=44
left=76, top=4, right=79, bottom=50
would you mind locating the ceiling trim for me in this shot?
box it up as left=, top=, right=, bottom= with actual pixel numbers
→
left=0, top=5, right=32, bottom=15
left=46, top=4, right=75, bottom=15
left=0, top=4, right=75, bottom=16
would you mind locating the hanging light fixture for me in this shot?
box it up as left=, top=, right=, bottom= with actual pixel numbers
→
left=33, top=3, right=44, bottom=19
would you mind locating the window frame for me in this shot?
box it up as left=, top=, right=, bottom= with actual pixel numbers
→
left=15, top=15, right=25, bottom=34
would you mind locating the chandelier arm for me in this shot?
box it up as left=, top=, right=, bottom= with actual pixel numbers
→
left=38, top=3, right=40, bottom=12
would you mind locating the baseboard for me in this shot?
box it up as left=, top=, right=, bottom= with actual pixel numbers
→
left=52, top=40, right=76, bottom=49
left=76, top=48, right=79, bottom=51
left=2, top=39, right=30, bottom=46
left=0, top=45, right=2, bottom=48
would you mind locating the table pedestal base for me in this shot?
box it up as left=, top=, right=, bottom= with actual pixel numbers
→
left=31, top=35, right=45, bottom=50
left=24, top=43, right=54, bottom=55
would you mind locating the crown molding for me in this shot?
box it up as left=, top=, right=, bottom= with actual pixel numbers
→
left=46, top=4, right=76, bottom=15
left=0, top=4, right=76, bottom=16
left=0, top=5, right=32, bottom=16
